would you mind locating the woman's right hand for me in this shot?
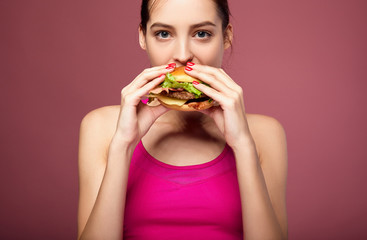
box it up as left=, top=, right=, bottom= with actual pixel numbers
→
left=114, top=64, right=175, bottom=148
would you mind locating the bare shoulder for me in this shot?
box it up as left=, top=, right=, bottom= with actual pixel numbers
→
left=79, top=105, right=121, bottom=162
left=81, top=105, right=120, bottom=136
left=246, top=113, right=287, bottom=165
left=82, top=105, right=120, bottom=122
left=246, top=113, right=286, bottom=139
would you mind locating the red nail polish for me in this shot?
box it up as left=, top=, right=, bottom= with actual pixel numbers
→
left=185, top=66, right=193, bottom=71
left=159, top=73, right=166, bottom=78
left=192, top=81, right=199, bottom=85
left=187, top=62, right=195, bottom=66
left=168, top=63, right=176, bottom=67
left=166, top=66, right=174, bottom=70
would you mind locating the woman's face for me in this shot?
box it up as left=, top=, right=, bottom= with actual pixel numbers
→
left=139, top=0, right=232, bottom=67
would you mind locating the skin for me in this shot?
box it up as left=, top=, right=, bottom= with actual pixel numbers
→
left=77, top=0, right=288, bottom=239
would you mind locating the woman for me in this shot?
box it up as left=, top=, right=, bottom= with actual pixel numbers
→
left=77, top=0, right=288, bottom=239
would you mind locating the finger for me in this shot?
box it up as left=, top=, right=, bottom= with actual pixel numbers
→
left=193, top=81, right=245, bottom=111
left=121, top=64, right=174, bottom=104
left=130, top=65, right=173, bottom=89
left=136, top=73, right=167, bottom=97
left=192, top=81, right=230, bottom=106
left=185, top=64, right=241, bottom=93
left=197, top=64, right=238, bottom=87
left=187, top=64, right=245, bottom=110
left=122, top=74, right=166, bottom=106
left=125, top=64, right=175, bottom=92
left=199, top=107, right=225, bottom=133
left=186, top=67, right=233, bottom=96
left=137, top=103, right=170, bottom=123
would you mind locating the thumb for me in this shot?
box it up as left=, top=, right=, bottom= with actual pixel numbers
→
left=138, top=103, right=170, bottom=122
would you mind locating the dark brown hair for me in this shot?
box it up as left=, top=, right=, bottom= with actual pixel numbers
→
left=140, top=0, right=231, bottom=35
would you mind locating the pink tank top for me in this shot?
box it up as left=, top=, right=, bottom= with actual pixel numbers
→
left=123, top=141, right=243, bottom=240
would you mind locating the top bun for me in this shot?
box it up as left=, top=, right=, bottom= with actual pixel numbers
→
left=170, top=66, right=202, bottom=83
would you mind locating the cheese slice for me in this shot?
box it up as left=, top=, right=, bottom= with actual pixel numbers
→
left=149, top=94, right=187, bottom=106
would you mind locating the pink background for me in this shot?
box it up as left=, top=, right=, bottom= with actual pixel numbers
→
left=1, top=0, right=366, bottom=239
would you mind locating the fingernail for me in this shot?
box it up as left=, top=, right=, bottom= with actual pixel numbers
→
left=187, top=62, right=195, bottom=66
left=192, top=81, right=199, bottom=85
left=166, top=66, right=174, bottom=70
left=168, top=63, right=176, bottom=67
left=185, top=66, right=193, bottom=71
left=141, top=98, right=149, bottom=104
left=159, top=73, right=166, bottom=78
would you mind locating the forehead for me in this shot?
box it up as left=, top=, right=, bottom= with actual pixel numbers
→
left=148, top=0, right=220, bottom=26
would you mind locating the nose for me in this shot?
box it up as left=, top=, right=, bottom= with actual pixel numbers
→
left=173, top=37, right=193, bottom=66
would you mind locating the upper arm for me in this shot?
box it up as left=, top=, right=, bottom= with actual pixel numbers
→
left=77, top=107, right=117, bottom=238
left=249, top=115, right=288, bottom=235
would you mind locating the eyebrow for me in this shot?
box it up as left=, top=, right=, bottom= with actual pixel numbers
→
left=150, top=21, right=216, bottom=30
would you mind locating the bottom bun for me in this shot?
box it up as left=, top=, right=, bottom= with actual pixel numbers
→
left=159, top=99, right=214, bottom=111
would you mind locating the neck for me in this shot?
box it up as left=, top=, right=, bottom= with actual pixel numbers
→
left=155, top=110, right=223, bottom=141
left=158, top=110, right=207, bottom=129
left=143, top=109, right=225, bottom=151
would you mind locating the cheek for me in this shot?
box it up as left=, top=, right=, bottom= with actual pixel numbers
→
left=145, top=40, right=173, bottom=67
left=192, top=41, right=224, bottom=67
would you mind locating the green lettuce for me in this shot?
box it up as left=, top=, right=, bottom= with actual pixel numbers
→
left=161, top=73, right=202, bottom=98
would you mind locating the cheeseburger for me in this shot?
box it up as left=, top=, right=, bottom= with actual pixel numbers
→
left=148, top=66, right=213, bottom=111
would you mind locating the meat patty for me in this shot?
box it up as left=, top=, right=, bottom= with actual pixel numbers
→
left=161, top=90, right=196, bottom=100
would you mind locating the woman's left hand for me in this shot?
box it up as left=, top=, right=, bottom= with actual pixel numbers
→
left=185, top=64, right=253, bottom=148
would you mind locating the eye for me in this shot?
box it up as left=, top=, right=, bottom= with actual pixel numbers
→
left=194, top=31, right=212, bottom=39
left=155, top=31, right=171, bottom=39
